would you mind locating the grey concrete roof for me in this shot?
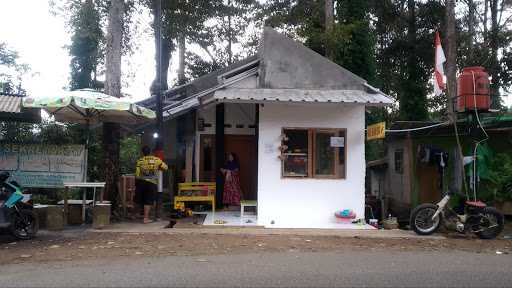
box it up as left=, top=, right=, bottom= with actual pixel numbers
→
left=213, top=88, right=392, bottom=106
left=258, top=28, right=367, bottom=90
left=0, top=94, right=22, bottom=113
left=142, top=27, right=393, bottom=117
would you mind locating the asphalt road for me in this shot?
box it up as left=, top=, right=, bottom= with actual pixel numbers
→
left=0, top=251, right=511, bottom=287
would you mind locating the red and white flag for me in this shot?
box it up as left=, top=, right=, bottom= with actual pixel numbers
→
left=434, top=31, right=446, bottom=96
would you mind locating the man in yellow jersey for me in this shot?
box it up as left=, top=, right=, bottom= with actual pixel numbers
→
left=135, top=145, right=168, bottom=224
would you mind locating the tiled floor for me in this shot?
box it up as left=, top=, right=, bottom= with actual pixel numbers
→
left=201, top=210, right=375, bottom=229
left=268, top=221, right=376, bottom=230
left=202, top=210, right=258, bottom=227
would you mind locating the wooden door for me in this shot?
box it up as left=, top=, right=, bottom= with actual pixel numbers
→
left=224, top=135, right=257, bottom=200
left=416, top=162, right=442, bottom=204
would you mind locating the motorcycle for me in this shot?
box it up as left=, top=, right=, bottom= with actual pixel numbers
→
left=410, top=152, right=504, bottom=239
left=0, top=172, right=38, bottom=240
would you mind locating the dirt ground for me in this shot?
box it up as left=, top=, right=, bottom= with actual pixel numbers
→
left=0, top=228, right=511, bottom=266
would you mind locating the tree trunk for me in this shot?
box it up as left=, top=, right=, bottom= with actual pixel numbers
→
left=103, top=0, right=123, bottom=210
left=489, top=0, right=501, bottom=108
left=150, top=2, right=172, bottom=95
left=467, top=0, right=476, bottom=62
left=445, top=0, right=457, bottom=120
left=178, top=35, right=186, bottom=85
left=324, top=0, right=334, bottom=59
left=227, top=0, right=233, bottom=65
left=484, top=0, right=489, bottom=38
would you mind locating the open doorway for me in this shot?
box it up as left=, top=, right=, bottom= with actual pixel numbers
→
left=199, top=134, right=257, bottom=201
left=224, top=135, right=257, bottom=201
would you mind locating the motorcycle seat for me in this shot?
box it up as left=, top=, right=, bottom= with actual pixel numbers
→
left=466, top=201, right=486, bottom=208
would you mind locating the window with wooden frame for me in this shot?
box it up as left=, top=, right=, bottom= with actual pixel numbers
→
left=281, top=128, right=346, bottom=179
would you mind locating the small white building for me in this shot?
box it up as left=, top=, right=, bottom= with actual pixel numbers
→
left=141, top=28, right=392, bottom=229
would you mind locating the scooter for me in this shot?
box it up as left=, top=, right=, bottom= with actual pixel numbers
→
left=410, top=152, right=504, bottom=239
left=0, top=172, right=38, bottom=240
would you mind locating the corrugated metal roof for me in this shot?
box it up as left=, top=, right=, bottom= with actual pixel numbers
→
left=0, top=95, right=22, bottom=113
left=213, top=88, right=393, bottom=106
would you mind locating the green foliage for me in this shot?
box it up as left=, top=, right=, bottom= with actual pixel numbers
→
left=69, top=0, right=103, bottom=90
left=0, top=43, right=29, bottom=95
left=480, top=153, right=512, bottom=202
left=120, top=135, right=141, bottom=175
left=372, top=0, right=444, bottom=121
left=335, top=0, right=377, bottom=85
left=457, top=0, right=512, bottom=109
left=141, top=0, right=263, bottom=85
left=0, top=122, right=36, bottom=142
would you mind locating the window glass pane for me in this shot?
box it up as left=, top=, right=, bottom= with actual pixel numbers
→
left=338, top=131, right=346, bottom=178
left=315, top=132, right=336, bottom=176
left=282, top=129, right=309, bottom=177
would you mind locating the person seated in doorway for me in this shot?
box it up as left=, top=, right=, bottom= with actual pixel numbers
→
left=135, top=145, right=168, bottom=224
left=221, top=152, right=242, bottom=208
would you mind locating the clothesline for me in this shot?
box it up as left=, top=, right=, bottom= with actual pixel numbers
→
left=384, top=122, right=449, bottom=133
left=365, top=122, right=449, bottom=133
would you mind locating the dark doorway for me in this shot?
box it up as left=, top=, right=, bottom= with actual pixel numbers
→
left=224, top=135, right=258, bottom=201
left=199, top=134, right=216, bottom=182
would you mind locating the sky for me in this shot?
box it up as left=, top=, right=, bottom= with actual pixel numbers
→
left=0, top=0, right=159, bottom=102
left=0, top=0, right=510, bottom=107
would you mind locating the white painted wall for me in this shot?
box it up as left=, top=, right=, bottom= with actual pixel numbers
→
left=196, top=103, right=256, bottom=136
left=258, top=102, right=366, bottom=228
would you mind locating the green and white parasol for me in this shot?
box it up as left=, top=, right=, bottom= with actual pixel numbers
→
left=22, top=89, right=155, bottom=125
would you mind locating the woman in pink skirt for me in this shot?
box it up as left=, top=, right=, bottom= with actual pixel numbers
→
left=221, top=152, right=242, bottom=207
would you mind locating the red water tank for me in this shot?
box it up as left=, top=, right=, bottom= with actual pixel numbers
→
left=456, top=66, right=490, bottom=112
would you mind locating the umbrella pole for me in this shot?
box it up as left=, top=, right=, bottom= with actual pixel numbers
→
left=84, top=119, right=90, bottom=183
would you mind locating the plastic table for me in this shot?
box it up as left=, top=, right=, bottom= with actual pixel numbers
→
left=63, top=182, right=106, bottom=224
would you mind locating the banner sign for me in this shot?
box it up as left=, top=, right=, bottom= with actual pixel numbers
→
left=367, top=122, right=386, bottom=140
left=0, top=143, right=85, bottom=188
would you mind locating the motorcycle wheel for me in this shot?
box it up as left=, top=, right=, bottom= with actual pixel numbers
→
left=410, top=203, right=441, bottom=235
left=475, top=207, right=504, bottom=240
left=10, top=209, right=38, bottom=240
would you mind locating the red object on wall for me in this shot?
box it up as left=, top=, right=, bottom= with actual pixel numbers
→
left=456, top=66, right=490, bottom=112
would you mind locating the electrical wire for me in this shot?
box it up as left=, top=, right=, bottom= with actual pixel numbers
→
left=453, top=113, right=469, bottom=200
left=384, top=122, right=450, bottom=133
left=471, top=71, right=489, bottom=201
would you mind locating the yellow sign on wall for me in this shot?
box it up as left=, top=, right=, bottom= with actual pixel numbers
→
left=367, top=122, right=386, bottom=140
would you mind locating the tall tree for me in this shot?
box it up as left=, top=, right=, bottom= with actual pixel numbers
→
left=399, top=0, right=428, bottom=120
left=335, top=0, right=377, bottom=84
left=103, top=0, right=124, bottom=209
left=445, top=0, right=457, bottom=119
left=149, top=0, right=174, bottom=94
left=0, top=43, right=28, bottom=95
left=69, top=0, right=103, bottom=90
left=459, top=0, right=512, bottom=109
left=324, top=0, right=334, bottom=59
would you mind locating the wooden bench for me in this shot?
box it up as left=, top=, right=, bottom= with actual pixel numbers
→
left=174, top=182, right=216, bottom=217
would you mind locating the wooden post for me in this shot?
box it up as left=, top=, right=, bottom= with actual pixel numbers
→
left=215, top=103, right=225, bottom=208
left=100, top=186, right=104, bottom=204
left=120, top=179, right=126, bottom=217
left=63, top=186, right=69, bottom=225
left=82, top=188, right=86, bottom=223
